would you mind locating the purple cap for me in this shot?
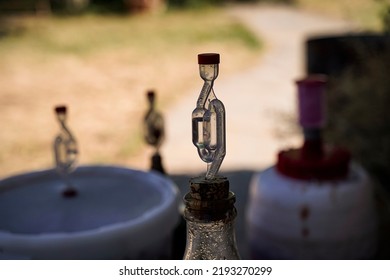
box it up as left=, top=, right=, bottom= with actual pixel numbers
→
left=296, top=75, right=327, bottom=128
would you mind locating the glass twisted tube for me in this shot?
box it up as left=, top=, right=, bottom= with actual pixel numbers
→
left=54, top=106, right=78, bottom=190
left=192, top=58, right=226, bottom=180
left=144, top=90, right=165, bottom=152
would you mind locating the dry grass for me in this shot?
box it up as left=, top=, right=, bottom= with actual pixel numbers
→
left=295, top=0, right=386, bottom=30
left=0, top=8, right=261, bottom=177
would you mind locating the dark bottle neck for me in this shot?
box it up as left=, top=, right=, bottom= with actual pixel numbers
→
left=302, top=128, right=324, bottom=160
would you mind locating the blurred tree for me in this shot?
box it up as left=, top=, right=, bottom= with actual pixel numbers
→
left=382, top=3, right=390, bottom=33
left=88, top=0, right=165, bottom=14
left=51, top=0, right=89, bottom=13
left=324, top=38, right=390, bottom=189
left=0, top=0, right=51, bottom=14
left=88, top=0, right=126, bottom=13
left=167, top=0, right=222, bottom=9
left=123, top=0, right=166, bottom=13
left=166, top=0, right=294, bottom=10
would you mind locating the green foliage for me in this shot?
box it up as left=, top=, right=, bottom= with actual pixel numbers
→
left=295, top=0, right=383, bottom=31
left=382, top=4, right=390, bottom=33
left=325, top=44, right=390, bottom=187
left=87, top=0, right=126, bottom=14
left=166, top=0, right=294, bottom=9
left=167, top=0, right=223, bottom=9
left=0, top=0, right=36, bottom=10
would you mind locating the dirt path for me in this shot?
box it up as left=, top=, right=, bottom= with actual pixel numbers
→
left=133, top=4, right=355, bottom=175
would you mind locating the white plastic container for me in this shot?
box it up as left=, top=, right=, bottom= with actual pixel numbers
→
left=246, top=163, right=378, bottom=259
left=0, top=165, right=179, bottom=259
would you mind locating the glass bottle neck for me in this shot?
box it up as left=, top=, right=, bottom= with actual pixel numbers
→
left=183, top=208, right=240, bottom=260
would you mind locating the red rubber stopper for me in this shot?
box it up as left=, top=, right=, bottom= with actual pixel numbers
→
left=147, top=90, right=155, bottom=98
left=198, top=53, right=220, bottom=64
left=147, top=90, right=155, bottom=105
left=62, top=188, right=78, bottom=198
left=55, top=105, right=67, bottom=114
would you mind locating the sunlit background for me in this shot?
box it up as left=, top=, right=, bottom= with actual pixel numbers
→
left=0, top=0, right=388, bottom=183
left=1, top=0, right=390, bottom=260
